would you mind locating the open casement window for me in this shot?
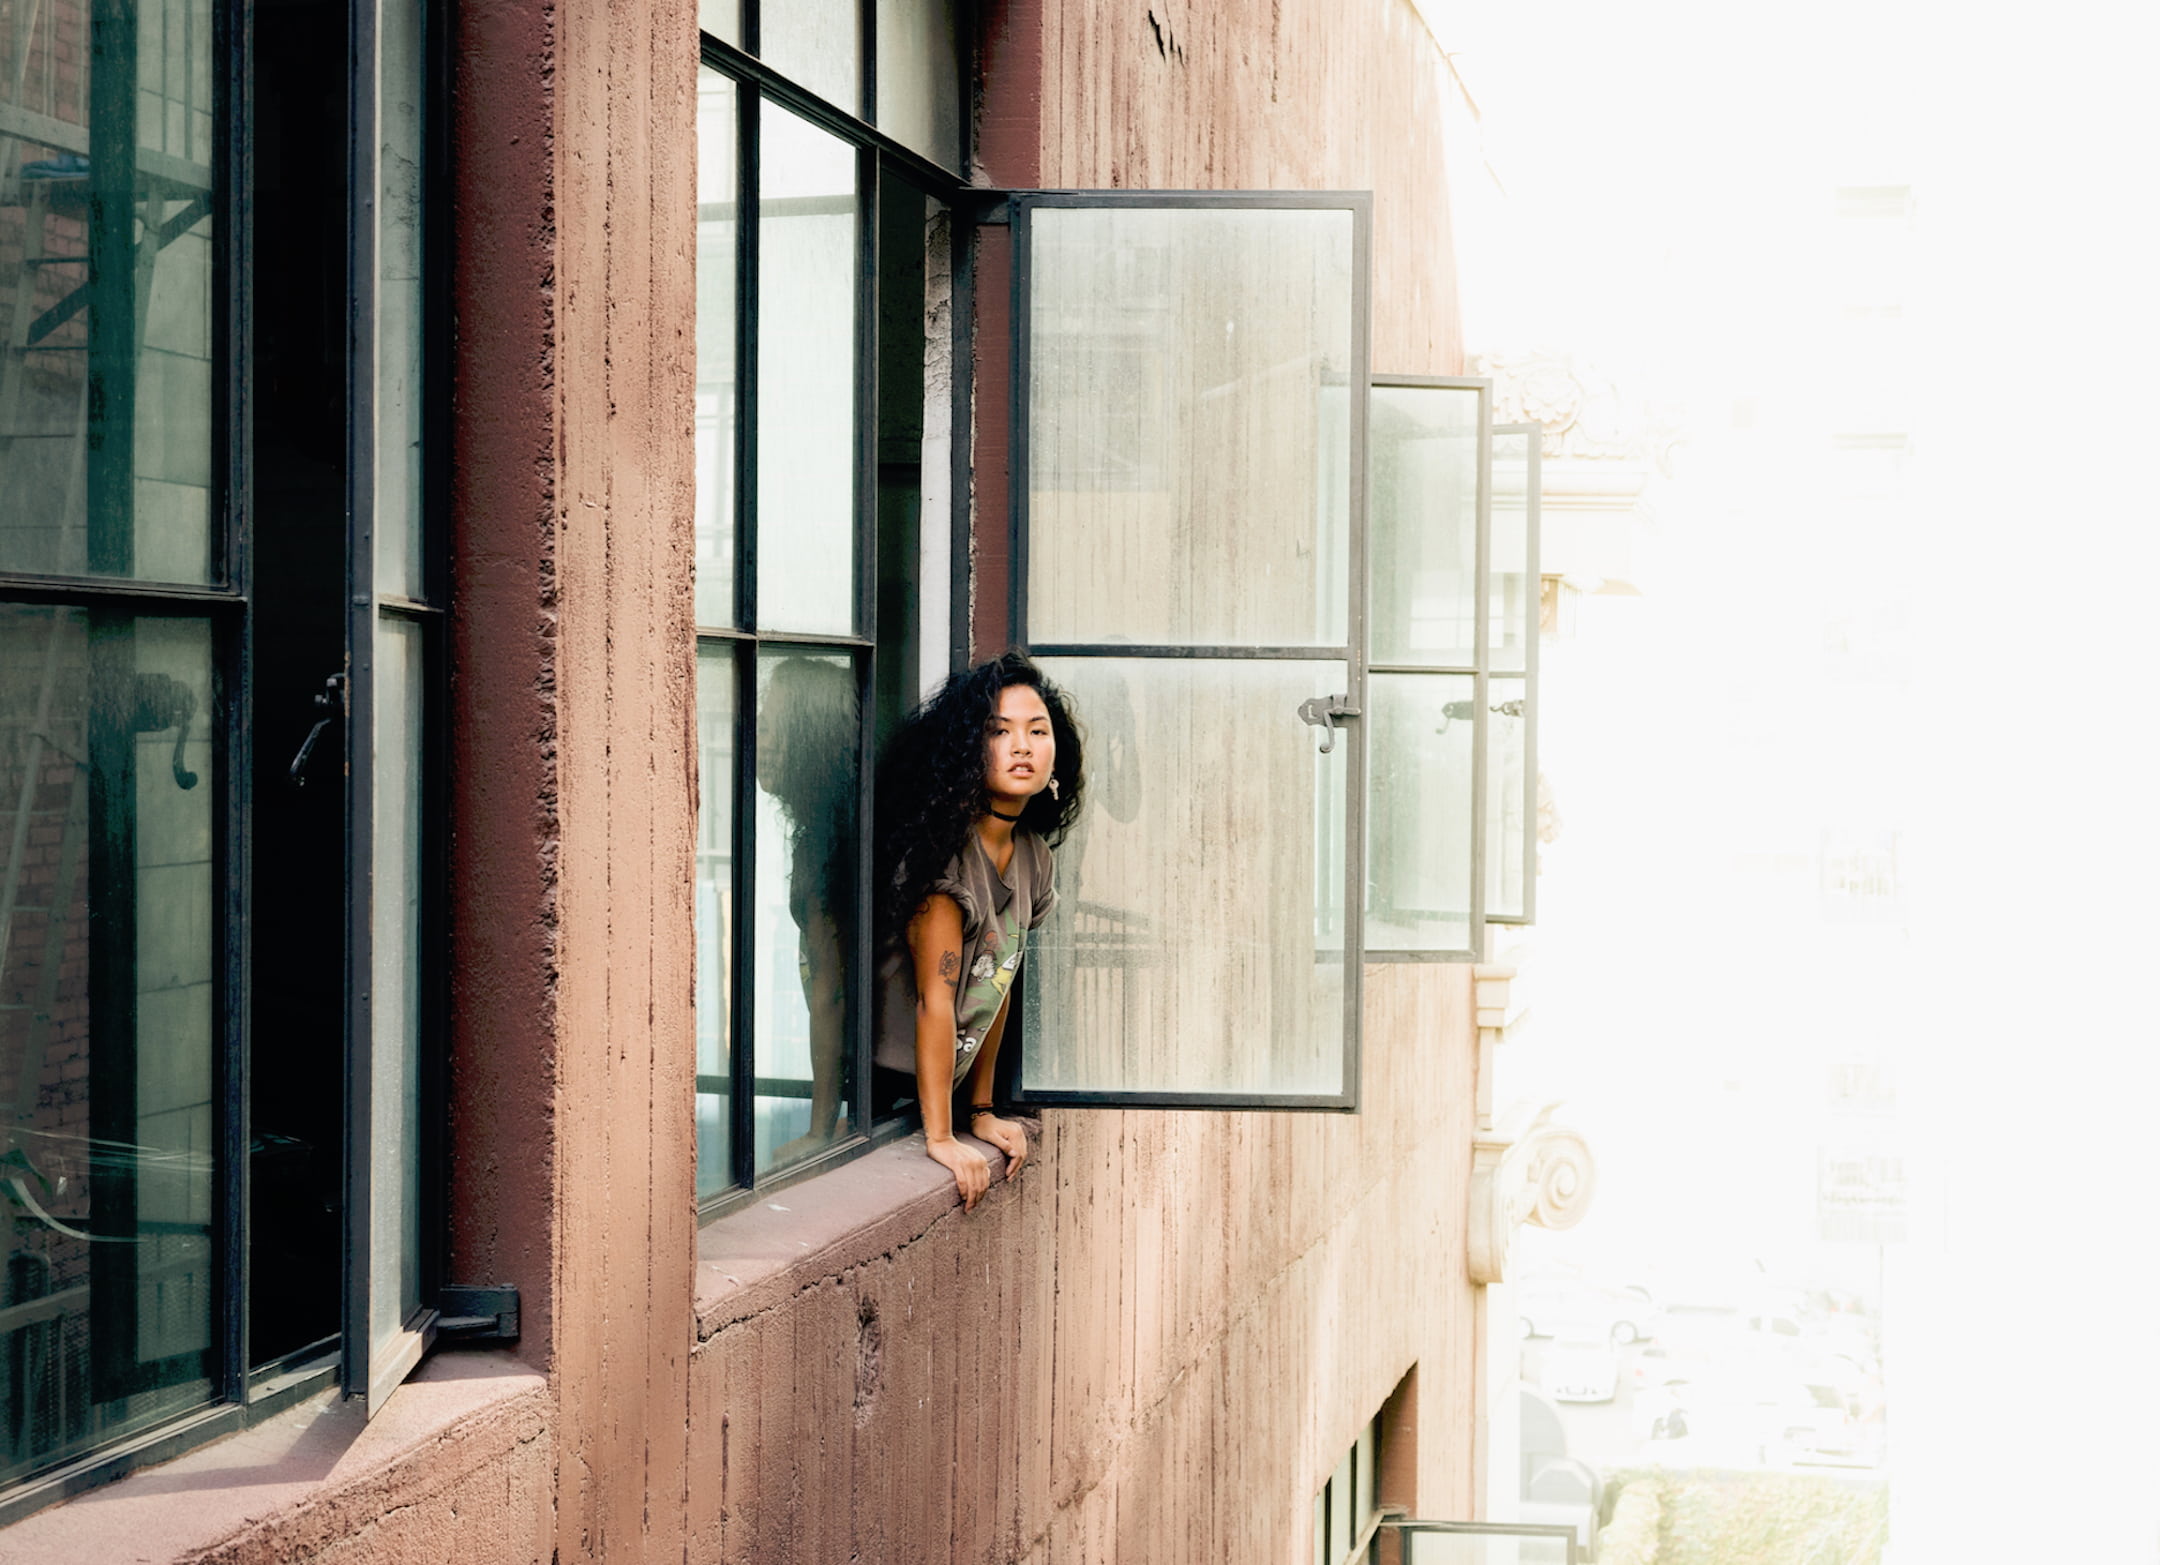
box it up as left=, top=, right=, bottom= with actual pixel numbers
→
left=1360, top=387, right=1543, bottom=960
left=1374, top=1520, right=1579, bottom=1564
left=1364, top=377, right=1489, bottom=960
left=342, top=0, right=440, bottom=1413
left=1007, top=192, right=1371, bottom=1111
left=1483, top=424, right=1540, bottom=926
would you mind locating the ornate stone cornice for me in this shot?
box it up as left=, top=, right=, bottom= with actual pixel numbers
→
left=1467, top=1104, right=1597, bottom=1286
left=1471, top=349, right=1680, bottom=476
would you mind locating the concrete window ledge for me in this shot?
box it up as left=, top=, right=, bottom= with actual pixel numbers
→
left=697, top=1126, right=1026, bottom=1340
left=0, top=1352, right=550, bottom=1565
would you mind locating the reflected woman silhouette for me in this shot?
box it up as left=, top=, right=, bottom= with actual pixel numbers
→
left=757, top=656, right=859, bottom=1161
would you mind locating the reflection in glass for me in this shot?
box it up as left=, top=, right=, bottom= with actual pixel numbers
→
left=0, top=605, right=215, bottom=1483
left=1489, top=428, right=1535, bottom=675
left=694, top=645, right=737, bottom=1201
left=876, top=0, right=963, bottom=168
left=757, top=0, right=862, bottom=114
left=1366, top=673, right=1476, bottom=952
left=0, top=0, right=217, bottom=582
left=752, top=651, right=858, bottom=1173
left=1371, top=384, right=1480, bottom=668
left=1486, top=675, right=1529, bottom=921
left=1026, top=658, right=1348, bottom=1097
left=695, top=70, right=739, bottom=629
left=368, top=618, right=425, bottom=1355
left=1026, top=206, right=1356, bottom=648
left=757, top=103, right=858, bottom=636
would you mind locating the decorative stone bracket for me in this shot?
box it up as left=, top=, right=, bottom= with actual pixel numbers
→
left=1467, top=1104, right=1597, bottom=1286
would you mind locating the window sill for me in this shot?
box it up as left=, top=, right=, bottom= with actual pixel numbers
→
left=696, top=1125, right=1026, bottom=1340
left=0, top=1352, right=548, bottom=1565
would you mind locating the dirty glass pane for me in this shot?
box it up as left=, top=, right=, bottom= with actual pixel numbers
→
left=367, top=617, right=425, bottom=1368
left=876, top=0, right=963, bottom=169
left=752, top=650, right=858, bottom=1173
left=1023, top=658, right=1348, bottom=1098
left=0, top=605, right=216, bottom=1484
left=1366, top=673, right=1476, bottom=952
left=1485, top=674, right=1529, bottom=922
left=1489, top=427, right=1535, bottom=676
left=695, top=70, right=739, bottom=630
left=0, top=0, right=218, bottom=582
left=694, top=643, right=737, bottom=1200
left=756, top=101, right=858, bottom=636
left=1371, top=384, right=1480, bottom=668
left=757, top=0, right=861, bottom=114
left=1025, top=206, right=1356, bottom=648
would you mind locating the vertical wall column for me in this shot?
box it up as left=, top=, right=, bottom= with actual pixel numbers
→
left=448, top=0, right=698, bottom=1560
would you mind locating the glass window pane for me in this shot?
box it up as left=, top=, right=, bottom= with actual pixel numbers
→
left=695, top=643, right=738, bottom=1201
left=1371, top=384, right=1480, bottom=668
left=875, top=0, right=963, bottom=168
left=1023, top=658, right=1348, bottom=1098
left=1329, top=1450, right=1354, bottom=1561
left=1489, top=428, right=1535, bottom=675
left=699, top=0, right=742, bottom=45
left=1366, top=673, right=1476, bottom=952
left=1355, top=1421, right=1377, bottom=1532
left=368, top=616, right=425, bottom=1363
left=1485, top=675, right=1529, bottom=921
left=757, top=0, right=861, bottom=114
left=0, top=0, right=217, bottom=582
left=373, top=0, right=426, bottom=600
left=696, top=70, right=740, bottom=628
left=1399, top=1529, right=1572, bottom=1565
left=757, top=101, right=858, bottom=636
left=0, top=605, right=216, bottom=1484
left=1025, top=205, right=1357, bottom=648
left=752, top=650, right=858, bottom=1174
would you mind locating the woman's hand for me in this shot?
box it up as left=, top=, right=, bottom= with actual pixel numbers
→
left=970, top=1113, right=1029, bottom=1180
left=926, top=1133, right=992, bottom=1212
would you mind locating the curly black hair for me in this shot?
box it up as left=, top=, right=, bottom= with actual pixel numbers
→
left=873, top=651, right=1085, bottom=941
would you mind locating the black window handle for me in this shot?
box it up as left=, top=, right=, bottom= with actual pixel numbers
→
left=288, top=674, right=347, bottom=787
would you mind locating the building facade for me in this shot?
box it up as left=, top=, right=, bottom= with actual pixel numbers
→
left=0, top=1, right=1574, bottom=1559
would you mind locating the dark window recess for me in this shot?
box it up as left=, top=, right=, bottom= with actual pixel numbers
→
left=249, top=0, right=353, bottom=1371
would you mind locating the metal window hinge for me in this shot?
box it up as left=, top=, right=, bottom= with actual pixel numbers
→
left=435, top=1285, right=520, bottom=1344
left=1296, top=693, right=1361, bottom=754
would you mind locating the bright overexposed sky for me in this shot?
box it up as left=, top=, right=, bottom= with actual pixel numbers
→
left=1418, top=1, right=2160, bottom=1557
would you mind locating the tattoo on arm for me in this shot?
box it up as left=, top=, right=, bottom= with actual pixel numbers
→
left=938, top=949, right=961, bottom=993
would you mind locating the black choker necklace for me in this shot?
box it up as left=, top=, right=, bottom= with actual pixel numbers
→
left=986, top=804, right=1025, bottom=822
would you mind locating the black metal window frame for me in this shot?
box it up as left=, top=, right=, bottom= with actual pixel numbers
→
left=0, top=0, right=463, bottom=1518
left=1363, top=373, right=1492, bottom=964
left=695, top=16, right=974, bottom=1220
left=1002, top=188, right=1376, bottom=1114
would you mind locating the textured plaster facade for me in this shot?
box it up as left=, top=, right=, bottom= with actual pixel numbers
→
left=1, top=0, right=1487, bottom=1560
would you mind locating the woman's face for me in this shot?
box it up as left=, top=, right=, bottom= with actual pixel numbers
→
left=984, top=684, right=1055, bottom=811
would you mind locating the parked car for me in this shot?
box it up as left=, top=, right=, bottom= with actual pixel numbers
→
left=1540, top=1339, right=1620, bottom=1403
left=1519, top=1285, right=1660, bottom=1345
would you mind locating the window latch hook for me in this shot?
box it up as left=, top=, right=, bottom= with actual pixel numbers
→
left=1296, top=693, right=1360, bottom=755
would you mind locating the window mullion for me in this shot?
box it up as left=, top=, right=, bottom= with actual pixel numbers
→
left=729, top=81, right=760, bottom=1195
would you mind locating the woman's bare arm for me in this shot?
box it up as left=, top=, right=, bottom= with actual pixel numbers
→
left=907, top=894, right=991, bottom=1209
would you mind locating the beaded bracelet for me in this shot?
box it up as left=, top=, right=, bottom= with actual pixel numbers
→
left=967, top=1104, right=998, bottom=1120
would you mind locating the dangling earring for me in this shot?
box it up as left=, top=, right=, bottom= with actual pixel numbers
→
left=1049, top=775, right=1060, bottom=801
